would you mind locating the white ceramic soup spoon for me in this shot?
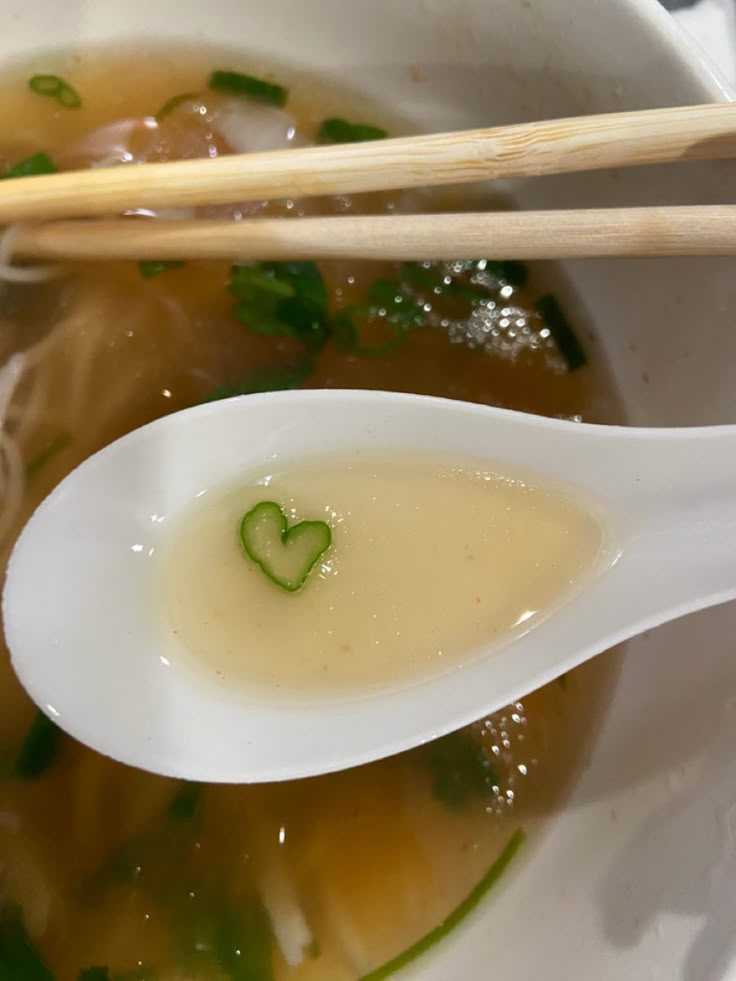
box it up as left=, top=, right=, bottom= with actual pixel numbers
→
left=4, top=389, right=736, bottom=783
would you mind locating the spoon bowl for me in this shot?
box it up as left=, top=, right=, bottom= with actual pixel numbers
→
left=4, top=389, right=736, bottom=782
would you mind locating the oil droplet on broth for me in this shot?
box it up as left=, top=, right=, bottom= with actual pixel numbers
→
left=159, top=453, right=611, bottom=697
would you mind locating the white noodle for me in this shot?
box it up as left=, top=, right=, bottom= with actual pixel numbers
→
left=0, top=324, right=79, bottom=551
left=0, top=430, right=25, bottom=547
left=6, top=377, right=45, bottom=445
left=258, top=861, right=314, bottom=967
left=5, top=330, right=62, bottom=444
left=0, top=351, right=27, bottom=546
left=0, top=352, right=27, bottom=425
left=245, top=799, right=314, bottom=969
left=156, top=292, right=201, bottom=351
left=320, top=895, right=370, bottom=975
left=0, top=226, right=58, bottom=284
left=63, top=300, right=110, bottom=422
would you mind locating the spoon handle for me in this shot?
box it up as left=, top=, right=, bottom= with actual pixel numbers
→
left=612, top=425, right=736, bottom=618
left=501, top=419, right=736, bottom=680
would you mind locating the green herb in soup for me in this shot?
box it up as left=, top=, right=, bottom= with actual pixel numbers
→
left=13, top=711, right=63, bottom=780
left=1, top=151, right=57, bottom=179
left=208, top=68, right=288, bottom=106
left=0, top=904, right=53, bottom=981
left=317, top=117, right=388, bottom=143
left=0, top=47, right=620, bottom=981
left=177, top=897, right=274, bottom=980
left=228, top=261, right=331, bottom=349
left=332, top=277, right=427, bottom=355
left=226, top=257, right=587, bottom=366
left=419, top=730, right=499, bottom=810
left=28, top=73, right=82, bottom=109
left=167, top=781, right=203, bottom=821
left=535, top=292, right=588, bottom=372
left=360, top=828, right=525, bottom=981
left=155, top=91, right=198, bottom=120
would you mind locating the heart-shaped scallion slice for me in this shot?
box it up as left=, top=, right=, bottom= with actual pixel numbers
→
left=239, top=501, right=332, bottom=592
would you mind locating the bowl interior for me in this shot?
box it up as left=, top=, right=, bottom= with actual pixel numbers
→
left=3, top=1, right=736, bottom=976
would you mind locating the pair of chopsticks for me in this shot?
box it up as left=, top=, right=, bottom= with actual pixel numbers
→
left=5, top=102, right=736, bottom=263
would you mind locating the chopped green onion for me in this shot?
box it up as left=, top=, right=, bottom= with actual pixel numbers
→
left=201, top=359, right=314, bottom=403
left=156, top=91, right=198, bottom=121
left=227, top=257, right=536, bottom=361
left=13, top=711, right=63, bottom=779
left=83, top=785, right=204, bottom=896
left=419, top=730, right=498, bottom=810
left=228, top=262, right=330, bottom=350
left=0, top=905, right=53, bottom=981
left=332, top=304, right=412, bottom=357
left=240, top=501, right=331, bottom=593
left=270, top=261, right=328, bottom=309
left=139, top=260, right=186, bottom=279
left=29, top=74, right=82, bottom=109
left=317, top=117, right=387, bottom=144
left=230, top=298, right=329, bottom=347
left=332, top=295, right=422, bottom=355
left=360, top=828, right=525, bottom=981
left=208, top=70, right=287, bottom=107
left=25, top=432, right=71, bottom=479
left=364, top=279, right=426, bottom=329
left=167, top=782, right=202, bottom=821
left=1, top=152, right=57, bottom=180
left=78, top=968, right=110, bottom=981
left=231, top=266, right=295, bottom=299
left=331, top=277, right=427, bottom=356
left=535, top=293, right=587, bottom=371
left=230, top=261, right=328, bottom=307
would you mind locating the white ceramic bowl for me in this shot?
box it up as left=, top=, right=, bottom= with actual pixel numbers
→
left=4, top=1, right=736, bottom=977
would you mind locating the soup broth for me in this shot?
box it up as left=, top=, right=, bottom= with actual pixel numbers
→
left=0, top=47, right=622, bottom=980
left=163, top=455, right=608, bottom=697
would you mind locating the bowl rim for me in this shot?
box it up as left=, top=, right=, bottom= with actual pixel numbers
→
left=623, top=0, right=735, bottom=100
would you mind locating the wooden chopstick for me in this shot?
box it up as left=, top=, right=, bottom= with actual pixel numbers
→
left=11, top=207, right=736, bottom=262
left=0, top=103, right=735, bottom=224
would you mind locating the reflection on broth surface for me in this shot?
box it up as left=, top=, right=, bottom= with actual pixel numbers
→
left=0, top=47, right=621, bottom=980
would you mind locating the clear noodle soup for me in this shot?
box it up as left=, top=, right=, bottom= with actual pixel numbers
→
left=0, top=47, right=622, bottom=981
left=162, top=455, right=609, bottom=697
